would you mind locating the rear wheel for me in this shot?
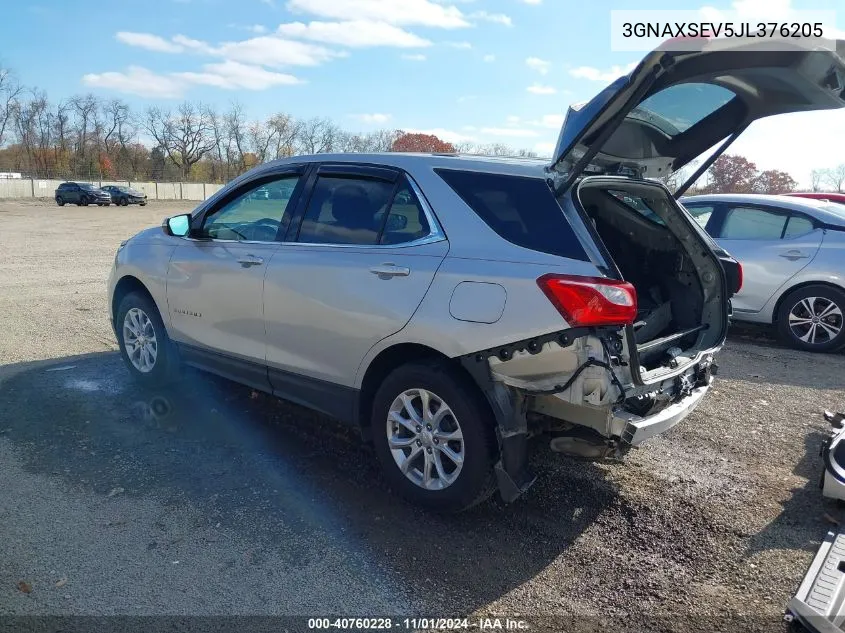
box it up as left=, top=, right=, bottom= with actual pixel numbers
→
left=115, top=291, right=181, bottom=387
left=80, top=196, right=89, bottom=206
left=777, top=285, right=845, bottom=352
left=56, top=196, right=64, bottom=206
left=371, top=361, right=496, bottom=512
left=120, top=197, right=128, bottom=206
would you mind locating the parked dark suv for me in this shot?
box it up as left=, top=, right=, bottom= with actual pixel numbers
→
left=55, top=182, right=112, bottom=207
left=101, top=185, right=148, bottom=206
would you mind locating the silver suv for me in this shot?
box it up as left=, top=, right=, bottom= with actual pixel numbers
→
left=108, top=38, right=844, bottom=511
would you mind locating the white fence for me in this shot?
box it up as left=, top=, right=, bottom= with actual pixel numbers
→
left=0, top=179, right=226, bottom=201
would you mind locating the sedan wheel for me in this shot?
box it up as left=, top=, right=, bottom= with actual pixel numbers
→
left=778, top=285, right=845, bottom=352
left=56, top=196, right=64, bottom=206
left=386, top=388, right=465, bottom=491
left=123, top=307, right=158, bottom=373
left=120, top=197, right=128, bottom=206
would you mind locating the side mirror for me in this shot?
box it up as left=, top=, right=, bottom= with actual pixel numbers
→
left=163, top=214, right=191, bottom=237
left=385, top=214, right=408, bottom=232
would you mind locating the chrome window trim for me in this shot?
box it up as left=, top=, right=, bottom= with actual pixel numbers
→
left=288, top=172, right=447, bottom=250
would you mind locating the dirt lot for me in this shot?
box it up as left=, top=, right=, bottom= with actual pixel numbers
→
left=1, top=200, right=845, bottom=631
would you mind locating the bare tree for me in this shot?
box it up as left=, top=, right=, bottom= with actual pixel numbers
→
left=0, top=67, right=23, bottom=148
left=811, top=168, right=826, bottom=192
left=143, top=102, right=216, bottom=180
left=70, top=94, right=99, bottom=168
left=248, top=117, right=278, bottom=164
left=296, top=117, right=336, bottom=154
left=824, top=164, right=845, bottom=192
left=268, top=113, right=300, bottom=159
left=224, top=102, right=247, bottom=174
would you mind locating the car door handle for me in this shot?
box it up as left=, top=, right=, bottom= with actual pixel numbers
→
left=237, top=255, right=264, bottom=268
left=779, top=250, right=810, bottom=261
left=369, top=263, right=410, bottom=278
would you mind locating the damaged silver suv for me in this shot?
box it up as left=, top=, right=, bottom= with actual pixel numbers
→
left=108, top=38, right=845, bottom=511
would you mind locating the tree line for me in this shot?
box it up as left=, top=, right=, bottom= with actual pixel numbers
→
left=0, top=67, right=539, bottom=183
left=1, top=66, right=836, bottom=192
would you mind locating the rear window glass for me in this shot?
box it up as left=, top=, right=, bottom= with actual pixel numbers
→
left=435, top=169, right=587, bottom=260
left=629, top=83, right=735, bottom=136
left=608, top=190, right=665, bottom=225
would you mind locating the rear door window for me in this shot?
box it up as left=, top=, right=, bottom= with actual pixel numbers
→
left=720, top=206, right=787, bottom=240
left=783, top=215, right=815, bottom=238
left=435, top=169, right=587, bottom=260
left=296, top=176, right=395, bottom=245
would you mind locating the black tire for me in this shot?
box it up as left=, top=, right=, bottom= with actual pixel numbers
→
left=371, top=361, right=497, bottom=512
left=80, top=196, right=89, bottom=206
left=140, top=201, right=147, bottom=206
left=120, top=197, right=128, bottom=206
left=115, top=291, right=181, bottom=387
left=56, top=196, right=64, bottom=206
left=776, top=284, right=845, bottom=352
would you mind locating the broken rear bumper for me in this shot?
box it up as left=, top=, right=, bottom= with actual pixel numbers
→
left=618, top=377, right=712, bottom=446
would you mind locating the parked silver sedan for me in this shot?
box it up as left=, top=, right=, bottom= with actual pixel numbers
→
left=681, top=194, right=845, bottom=352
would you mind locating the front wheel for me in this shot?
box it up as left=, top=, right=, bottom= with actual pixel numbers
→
left=777, top=285, right=845, bottom=352
left=115, top=291, right=181, bottom=387
left=120, top=197, right=129, bottom=206
left=56, top=196, right=64, bottom=206
left=80, top=196, right=89, bottom=206
left=371, top=361, right=497, bottom=512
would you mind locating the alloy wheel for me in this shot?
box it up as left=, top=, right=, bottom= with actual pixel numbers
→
left=123, top=307, right=158, bottom=373
left=788, top=296, right=843, bottom=345
left=386, top=388, right=465, bottom=491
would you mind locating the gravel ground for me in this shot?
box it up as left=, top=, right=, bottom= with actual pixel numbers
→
left=1, top=200, right=844, bottom=632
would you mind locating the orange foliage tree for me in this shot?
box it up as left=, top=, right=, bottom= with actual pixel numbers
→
left=391, top=131, right=456, bottom=154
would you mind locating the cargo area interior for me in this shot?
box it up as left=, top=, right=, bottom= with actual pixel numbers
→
left=577, top=180, right=725, bottom=372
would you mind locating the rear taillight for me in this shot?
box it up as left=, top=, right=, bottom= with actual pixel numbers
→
left=736, top=262, right=743, bottom=294
left=537, top=274, right=637, bottom=327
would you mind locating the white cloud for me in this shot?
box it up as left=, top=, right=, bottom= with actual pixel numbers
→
left=216, top=36, right=343, bottom=66
left=82, top=66, right=184, bottom=98
left=115, top=31, right=339, bottom=67
left=402, top=53, right=427, bottom=61
left=526, top=56, right=551, bottom=75
left=457, top=95, right=477, bottom=103
left=250, top=24, right=268, bottom=33
left=534, top=114, right=564, bottom=129
left=481, top=127, right=540, bottom=137
left=534, top=142, right=555, bottom=156
left=352, top=113, right=392, bottom=124
left=175, top=60, right=301, bottom=89
left=569, top=61, right=637, bottom=82
left=445, top=41, right=472, bottom=49
left=482, top=53, right=495, bottom=62
left=527, top=83, right=556, bottom=95
left=506, top=115, right=521, bottom=124
left=84, top=62, right=301, bottom=97
left=278, top=20, right=431, bottom=47
left=285, top=0, right=470, bottom=28
left=469, top=11, right=512, bottom=26
left=519, top=0, right=542, bottom=4
left=172, top=34, right=216, bottom=55
left=115, top=32, right=183, bottom=53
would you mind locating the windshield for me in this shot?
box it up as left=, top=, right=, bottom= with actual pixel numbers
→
left=80, top=184, right=97, bottom=190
